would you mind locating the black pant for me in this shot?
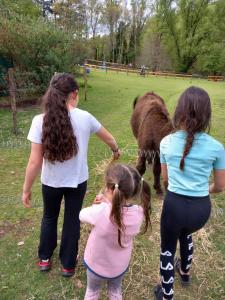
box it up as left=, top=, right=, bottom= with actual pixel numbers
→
left=160, top=191, right=211, bottom=299
left=38, top=181, right=87, bottom=269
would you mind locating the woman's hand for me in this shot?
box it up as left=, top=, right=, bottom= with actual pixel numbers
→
left=22, top=190, right=32, bottom=208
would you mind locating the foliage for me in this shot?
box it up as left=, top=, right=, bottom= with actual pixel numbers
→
left=137, top=17, right=172, bottom=71
left=155, top=0, right=211, bottom=72
left=0, top=0, right=225, bottom=90
left=154, top=0, right=225, bottom=74
left=0, top=1, right=89, bottom=93
left=195, top=0, right=225, bottom=75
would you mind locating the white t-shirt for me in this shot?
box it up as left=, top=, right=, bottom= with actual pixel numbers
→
left=27, top=108, right=102, bottom=188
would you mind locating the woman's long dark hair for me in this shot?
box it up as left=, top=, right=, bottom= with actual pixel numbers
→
left=105, top=164, right=151, bottom=247
left=42, top=73, right=79, bottom=163
left=173, top=86, right=211, bottom=170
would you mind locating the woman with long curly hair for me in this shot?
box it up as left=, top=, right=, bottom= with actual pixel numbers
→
left=22, top=73, right=120, bottom=277
left=154, top=86, right=225, bottom=300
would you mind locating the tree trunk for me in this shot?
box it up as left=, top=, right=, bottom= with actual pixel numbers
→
left=8, top=68, right=18, bottom=135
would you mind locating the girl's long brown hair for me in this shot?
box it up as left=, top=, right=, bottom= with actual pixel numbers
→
left=105, top=164, right=151, bottom=247
left=42, top=73, right=79, bottom=163
left=173, top=86, right=211, bottom=170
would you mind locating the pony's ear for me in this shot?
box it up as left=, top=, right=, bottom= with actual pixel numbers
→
left=133, top=96, right=139, bottom=109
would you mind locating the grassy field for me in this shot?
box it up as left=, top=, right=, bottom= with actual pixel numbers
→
left=0, top=70, right=225, bottom=300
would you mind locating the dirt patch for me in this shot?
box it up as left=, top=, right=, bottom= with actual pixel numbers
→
left=0, top=221, right=14, bottom=238
left=0, top=218, right=33, bottom=239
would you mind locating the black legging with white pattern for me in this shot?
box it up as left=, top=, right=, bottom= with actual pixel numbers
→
left=160, top=191, right=211, bottom=299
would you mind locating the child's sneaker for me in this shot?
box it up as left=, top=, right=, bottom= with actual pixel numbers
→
left=174, top=257, right=191, bottom=286
left=84, top=289, right=101, bottom=300
left=108, top=289, right=122, bottom=300
left=38, top=259, right=51, bottom=272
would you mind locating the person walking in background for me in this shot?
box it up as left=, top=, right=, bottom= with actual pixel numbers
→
left=80, top=164, right=151, bottom=300
left=154, top=86, right=225, bottom=300
left=22, top=73, right=120, bottom=277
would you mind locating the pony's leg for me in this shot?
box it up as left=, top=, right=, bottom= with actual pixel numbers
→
left=153, top=151, right=163, bottom=194
left=136, top=149, right=146, bottom=175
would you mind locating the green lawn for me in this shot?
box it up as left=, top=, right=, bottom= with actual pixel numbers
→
left=0, top=70, right=225, bottom=300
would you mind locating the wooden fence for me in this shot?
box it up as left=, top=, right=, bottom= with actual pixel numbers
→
left=85, top=63, right=193, bottom=79
left=84, top=59, right=225, bottom=81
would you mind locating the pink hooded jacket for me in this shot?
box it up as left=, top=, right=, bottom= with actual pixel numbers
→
left=79, top=202, right=144, bottom=278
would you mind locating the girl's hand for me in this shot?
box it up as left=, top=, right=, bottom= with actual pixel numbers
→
left=112, top=148, right=121, bottom=160
left=22, top=191, right=32, bottom=208
left=93, top=193, right=108, bottom=204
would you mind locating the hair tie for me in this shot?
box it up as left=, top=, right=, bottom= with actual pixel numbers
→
left=141, top=177, right=144, bottom=182
left=115, top=183, right=119, bottom=189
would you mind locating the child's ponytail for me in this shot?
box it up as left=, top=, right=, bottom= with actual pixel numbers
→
left=110, top=186, right=125, bottom=248
left=140, top=179, right=151, bottom=233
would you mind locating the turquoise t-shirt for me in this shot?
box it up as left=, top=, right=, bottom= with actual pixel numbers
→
left=160, top=130, right=225, bottom=196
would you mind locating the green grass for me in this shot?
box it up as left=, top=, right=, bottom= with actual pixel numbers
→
left=0, top=70, right=225, bottom=300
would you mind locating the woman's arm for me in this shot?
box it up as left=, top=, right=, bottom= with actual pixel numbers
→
left=161, top=163, right=168, bottom=190
left=22, top=143, right=43, bottom=207
left=209, top=170, right=225, bottom=193
left=96, top=127, right=120, bottom=159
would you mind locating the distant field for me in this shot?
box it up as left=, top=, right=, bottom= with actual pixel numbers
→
left=0, top=70, right=225, bottom=299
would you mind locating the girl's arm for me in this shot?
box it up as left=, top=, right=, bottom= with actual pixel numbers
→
left=209, top=170, right=225, bottom=193
left=22, top=143, right=43, bottom=207
left=161, top=163, right=168, bottom=189
left=79, top=202, right=107, bottom=225
left=96, top=127, right=120, bottom=160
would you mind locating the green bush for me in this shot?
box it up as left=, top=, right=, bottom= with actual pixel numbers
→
left=0, top=7, right=88, bottom=96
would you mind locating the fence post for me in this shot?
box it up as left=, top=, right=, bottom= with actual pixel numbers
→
left=8, top=68, right=18, bottom=134
left=83, top=64, right=87, bottom=101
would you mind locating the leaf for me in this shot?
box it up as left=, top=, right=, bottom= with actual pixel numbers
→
left=75, top=279, right=83, bottom=289
left=17, top=241, right=24, bottom=246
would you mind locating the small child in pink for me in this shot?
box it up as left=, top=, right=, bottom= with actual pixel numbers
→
left=79, top=163, right=151, bottom=300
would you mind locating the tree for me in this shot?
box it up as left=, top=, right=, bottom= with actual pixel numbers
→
left=103, top=0, right=122, bottom=62
left=86, top=0, right=103, bottom=59
left=0, top=1, right=88, bottom=93
left=156, top=0, right=211, bottom=72
left=114, top=21, right=129, bottom=64
left=0, top=0, right=41, bottom=18
left=194, top=0, right=225, bottom=75
left=128, top=0, right=150, bottom=64
left=33, top=0, right=55, bottom=17
left=53, top=0, right=87, bottom=37
left=137, top=17, right=172, bottom=71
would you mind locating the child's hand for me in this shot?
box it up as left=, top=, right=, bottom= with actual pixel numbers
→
left=93, top=194, right=107, bottom=204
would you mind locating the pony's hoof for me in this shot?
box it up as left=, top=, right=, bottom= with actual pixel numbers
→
left=157, top=193, right=164, bottom=201
left=154, top=185, right=163, bottom=195
left=156, top=189, right=163, bottom=196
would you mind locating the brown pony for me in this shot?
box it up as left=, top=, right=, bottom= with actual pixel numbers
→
left=131, top=92, right=173, bottom=194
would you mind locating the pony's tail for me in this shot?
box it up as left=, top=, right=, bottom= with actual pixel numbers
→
left=140, top=180, right=151, bottom=233
left=133, top=96, right=139, bottom=109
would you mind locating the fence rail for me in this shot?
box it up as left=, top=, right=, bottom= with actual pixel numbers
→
left=208, top=76, right=224, bottom=82
left=85, top=63, right=194, bottom=79
left=84, top=59, right=225, bottom=81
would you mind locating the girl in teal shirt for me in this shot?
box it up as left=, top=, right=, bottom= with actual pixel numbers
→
left=154, top=86, right=225, bottom=300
